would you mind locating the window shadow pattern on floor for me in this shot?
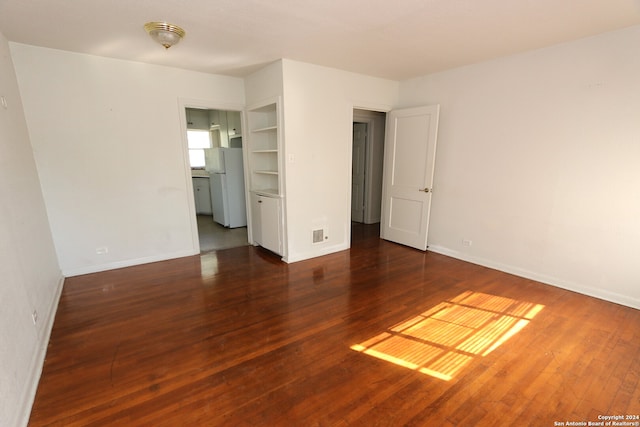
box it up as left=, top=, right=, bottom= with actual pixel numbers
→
left=351, top=290, right=544, bottom=381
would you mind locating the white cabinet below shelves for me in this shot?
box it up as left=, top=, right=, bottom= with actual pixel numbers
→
left=192, top=177, right=212, bottom=215
left=251, top=192, right=282, bottom=255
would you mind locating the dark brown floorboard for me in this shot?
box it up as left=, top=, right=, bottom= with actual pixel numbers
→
left=29, top=223, right=640, bottom=426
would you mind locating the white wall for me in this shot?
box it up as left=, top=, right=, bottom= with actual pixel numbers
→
left=10, top=43, right=245, bottom=276
left=244, top=60, right=284, bottom=107
left=0, top=33, right=63, bottom=427
left=399, top=25, right=640, bottom=308
left=280, top=59, right=398, bottom=262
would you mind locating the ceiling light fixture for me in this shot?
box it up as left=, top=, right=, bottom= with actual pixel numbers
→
left=144, top=22, right=185, bottom=49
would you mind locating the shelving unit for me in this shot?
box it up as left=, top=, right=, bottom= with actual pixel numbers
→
left=246, top=97, right=285, bottom=255
left=247, top=99, right=282, bottom=197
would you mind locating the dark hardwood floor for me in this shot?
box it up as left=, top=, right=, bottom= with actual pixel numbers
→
left=29, top=223, right=640, bottom=426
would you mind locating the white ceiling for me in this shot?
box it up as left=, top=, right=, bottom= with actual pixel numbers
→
left=1, top=0, right=639, bottom=80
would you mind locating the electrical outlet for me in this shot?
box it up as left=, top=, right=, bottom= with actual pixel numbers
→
left=462, top=239, right=473, bottom=247
left=32, top=310, right=38, bottom=325
left=96, top=246, right=109, bottom=255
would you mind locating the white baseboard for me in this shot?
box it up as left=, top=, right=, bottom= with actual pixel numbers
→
left=17, top=273, right=64, bottom=427
left=428, top=245, right=640, bottom=310
left=283, top=242, right=350, bottom=264
left=62, top=249, right=200, bottom=277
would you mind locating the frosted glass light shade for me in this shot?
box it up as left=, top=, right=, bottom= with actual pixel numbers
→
left=144, top=22, right=185, bottom=49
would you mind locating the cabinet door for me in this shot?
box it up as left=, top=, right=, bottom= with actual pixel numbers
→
left=259, top=196, right=281, bottom=254
left=251, top=193, right=281, bottom=254
left=227, top=111, right=242, bottom=135
left=193, top=178, right=212, bottom=215
left=251, top=193, right=263, bottom=245
left=187, top=109, right=209, bottom=130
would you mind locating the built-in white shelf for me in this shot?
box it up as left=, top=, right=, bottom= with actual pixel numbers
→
left=252, top=125, right=277, bottom=133
left=247, top=98, right=282, bottom=196
left=252, top=188, right=281, bottom=197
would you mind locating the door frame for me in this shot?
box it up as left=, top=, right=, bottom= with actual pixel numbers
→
left=177, top=98, right=246, bottom=254
left=352, top=109, right=387, bottom=225
left=351, top=121, right=368, bottom=223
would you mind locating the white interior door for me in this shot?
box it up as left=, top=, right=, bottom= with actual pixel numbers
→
left=351, top=123, right=367, bottom=223
left=380, top=105, right=439, bottom=250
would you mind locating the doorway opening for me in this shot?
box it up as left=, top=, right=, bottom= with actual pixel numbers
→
left=184, top=106, right=249, bottom=253
left=351, top=109, right=386, bottom=229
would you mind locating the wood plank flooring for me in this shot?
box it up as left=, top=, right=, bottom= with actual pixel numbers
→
left=29, top=223, right=640, bottom=426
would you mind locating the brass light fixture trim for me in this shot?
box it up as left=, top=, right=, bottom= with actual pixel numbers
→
left=144, top=21, right=186, bottom=49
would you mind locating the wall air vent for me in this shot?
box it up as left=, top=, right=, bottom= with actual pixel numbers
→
left=312, top=229, right=326, bottom=244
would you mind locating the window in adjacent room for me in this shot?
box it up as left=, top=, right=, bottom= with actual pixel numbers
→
left=187, top=130, right=211, bottom=168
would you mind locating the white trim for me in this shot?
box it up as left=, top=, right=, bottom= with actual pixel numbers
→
left=179, top=98, right=245, bottom=112
left=352, top=110, right=386, bottom=225
left=283, top=242, right=350, bottom=263
left=62, top=249, right=198, bottom=277
left=17, top=274, right=64, bottom=427
left=352, top=102, right=393, bottom=113
left=428, top=244, right=640, bottom=310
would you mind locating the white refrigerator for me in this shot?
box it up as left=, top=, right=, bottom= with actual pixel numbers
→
left=208, top=148, right=247, bottom=228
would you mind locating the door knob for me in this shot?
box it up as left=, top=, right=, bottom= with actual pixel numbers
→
left=419, top=188, right=432, bottom=193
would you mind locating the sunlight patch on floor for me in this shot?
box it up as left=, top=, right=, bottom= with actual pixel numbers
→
left=351, top=290, right=544, bottom=381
